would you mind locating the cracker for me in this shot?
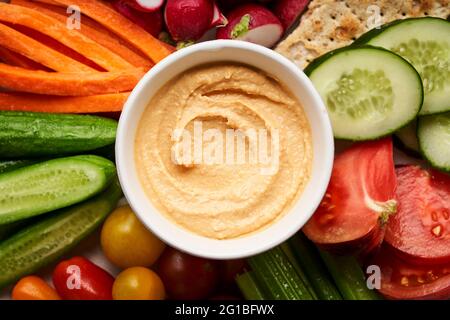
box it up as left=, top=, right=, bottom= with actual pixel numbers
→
left=276, top=0, right=450, bottom=69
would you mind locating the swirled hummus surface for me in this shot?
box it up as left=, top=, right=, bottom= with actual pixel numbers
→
left=135, top=63, right=312, bottom=239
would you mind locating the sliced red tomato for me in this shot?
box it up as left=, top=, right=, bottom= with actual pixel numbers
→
left=372, top=244, right=450, bottom=300
left=385, top=165, right=450, bottom=265
left=303, top=138, right=397, bottom=254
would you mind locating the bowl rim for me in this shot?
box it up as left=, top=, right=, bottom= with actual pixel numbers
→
left=116, top=40, right=334, bottom=259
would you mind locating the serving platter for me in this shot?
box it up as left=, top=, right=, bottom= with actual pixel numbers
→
left=0, top=0, right=448, bottom=300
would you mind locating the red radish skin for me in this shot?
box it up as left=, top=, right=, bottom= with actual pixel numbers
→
left=273, top=0, right=310, bottom=30
left=125, top=0, right=165, bottom=12
left=211, top=1, right=227, bottom=28
left=112, top=0, right=163, bottom=37
left=216, top=4, right=283, bottom=48
left=165, top=0, right=215, bottom=41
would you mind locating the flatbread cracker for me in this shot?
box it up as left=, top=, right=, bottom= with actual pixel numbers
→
left=276, top=0, right=450, bottom=69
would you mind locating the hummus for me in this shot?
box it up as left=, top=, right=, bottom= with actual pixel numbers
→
left=135, top=63, right=313, bottom=239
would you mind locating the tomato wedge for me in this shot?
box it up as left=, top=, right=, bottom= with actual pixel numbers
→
left=372, top=244, right=450, bottom=300
left=303, top=138, right=397, bottom=254
left=385, top=165, right=450, bottom=265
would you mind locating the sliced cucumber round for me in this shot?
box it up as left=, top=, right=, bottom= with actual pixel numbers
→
left=418, top=112, right=450, bottom=172
left=356, top=17, right=450, bottom=115
left=394, top=121, right=420, bottom=156
left=305, top=46, right=423, bottom=140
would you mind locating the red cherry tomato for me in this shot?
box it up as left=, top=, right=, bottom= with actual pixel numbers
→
left=385, top=165, right=450, bottom=265
left=157, top=247, right=220, bottom=300
left=52, top=256, right=115, bottom=300
left=371, top=244, right=450, bottom=300
left=303, top=138, right=397, bottom=254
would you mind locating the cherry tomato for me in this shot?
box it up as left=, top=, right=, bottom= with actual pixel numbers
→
left=53, top=256, right=114, bottom=300
left=12, top=276, right=60, bottom=300
left=303, top=138, right=397, bottom=254
left=101, top=205, right=166, bottom=269
left=112, top=267, right=165, bottom=300
left=372, top=244, right=450, bottom=300
left=385, top=166, right=450, bottom=265
left=157, top=247, right=220, bottom=300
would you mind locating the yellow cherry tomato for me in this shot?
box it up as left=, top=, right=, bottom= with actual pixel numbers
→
left=101, top=205, right=165, bottom=269
left=112, top=267, right=165, bottom=300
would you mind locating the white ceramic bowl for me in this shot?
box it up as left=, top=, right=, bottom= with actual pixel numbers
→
left=116, top=40, right=334, bottom=260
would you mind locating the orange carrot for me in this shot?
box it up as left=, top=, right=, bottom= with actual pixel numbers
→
left=12, top=276, right=60, bottom=300
left=30, top=0, right=60, bottom=5
left=47, top=0, right=174, bottom=64
left=0, top=92, right=130, bottom=113
left=0, top=3, right=135, bottom=71
left=11, top=0, right=153, bottom=69
left=9, top=23, right=105, bottom=71
left=0, top=47, right=48, bottom=70
left=0, top=22, right=94, bottom=72
left=0, top=63, right=144, bottom=96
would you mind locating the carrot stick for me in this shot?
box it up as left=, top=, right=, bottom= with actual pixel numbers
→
left=47, top=0, right=174, bottom=64
left=30, top=0, right=60, bottom=5
left=9, top=23, right=105, bottom=71
left=0, top=22, right=95, bottom=72
left=0, top=63, right=144, bottom=96
left=0, top=47, right=48, bottom=70
left=0, top=92, right=129, bottom=113
left=0, top=3, right=135, bottom=71
left=11, top=0, right=153, bottom=69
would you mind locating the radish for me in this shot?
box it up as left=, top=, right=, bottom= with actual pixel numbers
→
left=124, top=0, right=165, bottom=12
left=165, top=0, right=218, bottom=41
left=112, top=0, right=163, bottom=37
left=216, top=4, right=283, bottom=48
left=273, top=0, right=310, bottom=30
left=211, top=1, right=227, bottom=28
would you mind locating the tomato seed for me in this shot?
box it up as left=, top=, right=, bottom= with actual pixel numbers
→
left=431, top=224, right=443, bottom=237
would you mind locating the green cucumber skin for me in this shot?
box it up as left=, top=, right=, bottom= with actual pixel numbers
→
left=0, top=220, right=27, bottom=242
left=319, top=250, right=382, bottom=300
left=351, top=18, right=445, bottom=46
left=288, top=235, right=342, bottom=300
left=417, top=112, right=450, bottom=172
left=248, top=247, right=314, bottom=300
left=306, top=45, right=423, bottom=141
left=0, top=160, right=38, bottom=174
left=354, top=17, right=450, bottom=115
left=91, top=144, right=116, bottom=163
left=393, top=120, right=421, bottom=157
left=236, top=272, right=266, bottom=300
left=0, top=180, right=122, bottom=289
left=0, top=111, right=117, bottom=159
left=0, top=155, right=116, bottom=225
